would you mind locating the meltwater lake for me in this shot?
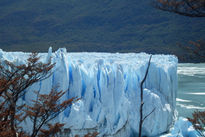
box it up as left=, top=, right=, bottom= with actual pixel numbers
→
left=177, top=63, right=205, bottom=117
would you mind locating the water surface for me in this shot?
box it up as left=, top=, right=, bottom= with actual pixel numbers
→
left=177, top=63, right=205, bottom=117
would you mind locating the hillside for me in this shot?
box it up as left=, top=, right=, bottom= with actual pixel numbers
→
left=0, top=0, right=205, bottom=62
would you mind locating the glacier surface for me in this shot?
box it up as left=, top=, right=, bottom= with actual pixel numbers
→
left=0, top=48, right=178, bottom=136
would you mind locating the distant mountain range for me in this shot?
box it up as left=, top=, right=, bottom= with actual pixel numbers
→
left=0, top=0, right=205, bottom=62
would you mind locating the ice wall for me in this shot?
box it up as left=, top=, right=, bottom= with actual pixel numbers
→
left=0, top=48, right=178, bottom=136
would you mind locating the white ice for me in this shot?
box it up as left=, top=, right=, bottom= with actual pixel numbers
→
left=161, top=117, right=203, bottom=137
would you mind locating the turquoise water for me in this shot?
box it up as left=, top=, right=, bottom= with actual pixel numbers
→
left=177, top=63, right=205, bottom=117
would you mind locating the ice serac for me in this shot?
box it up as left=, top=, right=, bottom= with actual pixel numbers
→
left=0, top=48, right=178, bottom=136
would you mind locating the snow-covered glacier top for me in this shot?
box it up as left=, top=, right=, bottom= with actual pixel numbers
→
left=0, top=48, right=178, bottom=137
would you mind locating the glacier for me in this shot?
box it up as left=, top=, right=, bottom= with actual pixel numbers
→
left=0, top=48, right=178, bottom=136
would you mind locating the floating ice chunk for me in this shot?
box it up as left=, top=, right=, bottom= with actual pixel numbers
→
left=177, top=103, right=205, bottom=110
left=176, top=98, right=192, bottom=103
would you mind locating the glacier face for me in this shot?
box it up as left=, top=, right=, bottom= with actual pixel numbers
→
left=0, top=48, right=178, bottom=136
